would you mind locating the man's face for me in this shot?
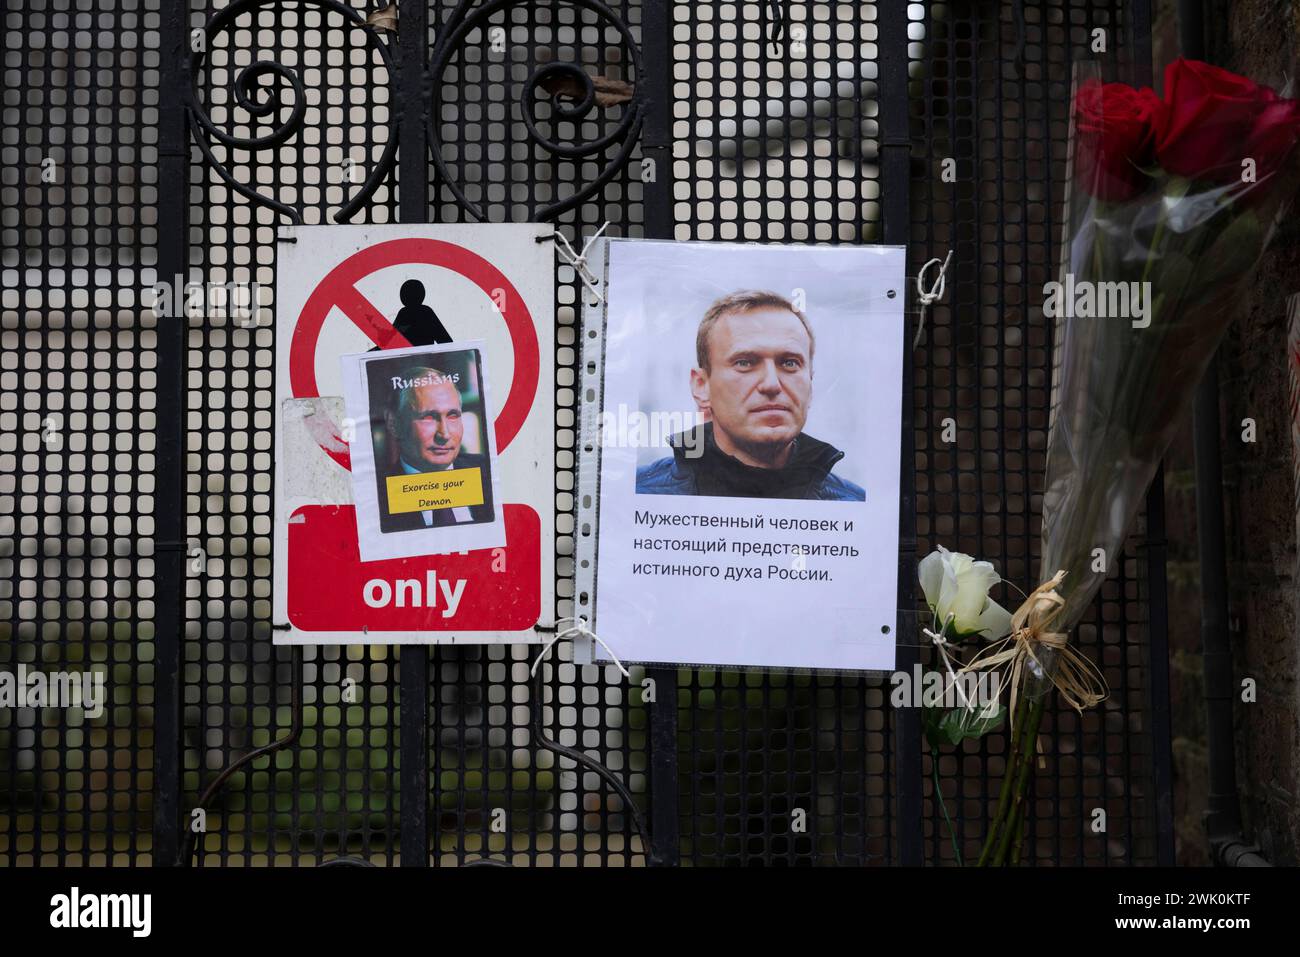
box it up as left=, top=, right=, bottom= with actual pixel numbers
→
left=392, top=380, right=464, bottom=469
left=691, top=307, right=812, bottom=458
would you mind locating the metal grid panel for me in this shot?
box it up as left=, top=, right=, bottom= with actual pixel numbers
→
left=424, top=0, right=649, bottom=867
left=183, top=0, right=401, bottom=865
left=912, top=0, right=1162, bottom=865
left=668, top=0, right=892, bottom=865
left=0, top=0, right=1168, bottom=867
left=1, top=0, right=161, bottom=866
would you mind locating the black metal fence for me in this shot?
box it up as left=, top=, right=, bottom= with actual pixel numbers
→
left=0, top=0, right=1172, bottom=866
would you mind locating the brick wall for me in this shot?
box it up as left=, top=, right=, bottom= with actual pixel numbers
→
left=1158, top=0, right=1300, bottom=865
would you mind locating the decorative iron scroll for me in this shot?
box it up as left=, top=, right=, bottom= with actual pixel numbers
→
left=183, top=647, right=652, bottom=866
left=179, top=0, right=651, bottom=866
left=183, top=648, right=305, bottom=867
left=186, top=0, right=399, bottom=224
left=426, top=0, right=646, bottom=220
left=432, top=662, right=654, bottom=868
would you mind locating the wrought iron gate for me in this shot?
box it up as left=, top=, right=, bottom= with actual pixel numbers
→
left=0, top=0, right=1173, bottom=866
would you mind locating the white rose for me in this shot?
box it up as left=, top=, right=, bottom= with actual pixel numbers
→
left=918, top=546, right=1013, bottom=640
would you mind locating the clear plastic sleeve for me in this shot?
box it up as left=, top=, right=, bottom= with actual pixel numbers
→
left=1039, top=59, right=1300, bottom=640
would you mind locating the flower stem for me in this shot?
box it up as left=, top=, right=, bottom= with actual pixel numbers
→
left=979, top=692, right=1046, bottom=866
left=931, top=746, right=963, bottom=866
left=1011, top=806, right=1028, bottom=865
left=977, top=692, right=1028, bottom=865
left=1001, top=696, right=1048, bottom=865
left=993, top=791, right=1022, bottom=865
left=1139, top=195, right=1168, bottom=290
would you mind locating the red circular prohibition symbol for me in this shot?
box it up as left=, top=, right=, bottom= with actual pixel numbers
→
left=289, top=238, right=541, bottom=471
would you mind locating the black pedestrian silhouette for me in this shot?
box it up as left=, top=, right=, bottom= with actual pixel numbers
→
left=373, top=279, right=451, bottom=350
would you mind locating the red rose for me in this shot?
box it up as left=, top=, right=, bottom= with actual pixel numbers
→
left=1155, top=58, right=1299, bottom=182
left=1243, top=93, right=1300, bottom=187
left=1073, top=80, right=1165, bottom=201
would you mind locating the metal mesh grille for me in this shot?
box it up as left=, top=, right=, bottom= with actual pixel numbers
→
left=668, top=0, right=891, bottom=866
left=183, top=0, right=401, bottom=865
left=0, top=0, right=1168, bottom=867
left=424, top=0, right=648, bottom=867
left=912, top=0, right=1161, bottom=865
left=1, top=0, right=161, bottom=865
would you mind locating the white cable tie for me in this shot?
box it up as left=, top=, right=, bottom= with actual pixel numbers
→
left=553, top=221, right=611, bottom=305
left=913, top=249, right=953, bottom=349
left=530, top=615, right=630, bottom=679
left=922, top=614, right=977, bottom=713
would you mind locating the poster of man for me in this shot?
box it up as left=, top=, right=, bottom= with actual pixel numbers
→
left=271, top=223, right=555, bottom=644
left=584, top=239, right=904, bottom=672
left=342, top=341, right=506, bottom=561
left=635, top=289, right=866, bottom=501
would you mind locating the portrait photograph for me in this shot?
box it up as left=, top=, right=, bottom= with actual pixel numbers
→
left=342, top=341, right=506, bottom=562
left=633, top=283, right=869, bottom=503
left=586, top=239, right=905, bottom=672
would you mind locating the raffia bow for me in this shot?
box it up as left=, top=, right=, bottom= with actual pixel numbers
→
left=959, top=570, right=1109, bottom=751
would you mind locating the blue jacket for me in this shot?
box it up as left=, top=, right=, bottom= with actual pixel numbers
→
left=636, top=424, right=865, bottom=501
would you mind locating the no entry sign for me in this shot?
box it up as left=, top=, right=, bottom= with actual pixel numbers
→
left=272, top=224, right=555, bottom=644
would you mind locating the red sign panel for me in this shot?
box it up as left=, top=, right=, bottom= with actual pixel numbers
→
left=274, top=224, right=554, bottom=643
left=286, top=503, right=541, bottom=633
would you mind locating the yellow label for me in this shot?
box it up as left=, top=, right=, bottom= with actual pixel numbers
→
left=385, top=467, right=484, bottom=514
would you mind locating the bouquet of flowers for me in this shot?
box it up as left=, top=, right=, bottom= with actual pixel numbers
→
left=926, top=59, right=1300, bottom=865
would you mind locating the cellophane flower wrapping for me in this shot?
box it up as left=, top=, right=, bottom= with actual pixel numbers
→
left=1036, top=59, right=1300, bottom=665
